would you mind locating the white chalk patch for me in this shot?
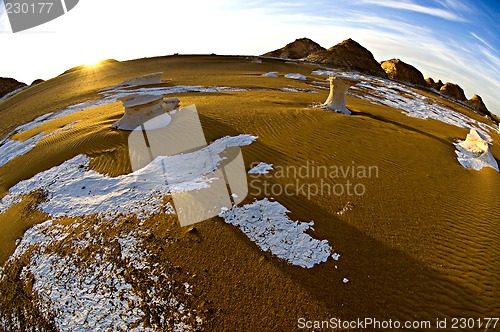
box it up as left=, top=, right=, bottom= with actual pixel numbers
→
left=0, top=85, right=29, bottom=103
left=281, top=87, right=318, bottom=94
left=0, top=135, right=257, bottom=219
left=0, top=132, right=45, bottom=167
left=117, top=232, right=149, bottom=270
left=261, top=72, right=278, bottom=77
left=13, top=113, right=53, bottom=133
left=311, top=70, right=331, bottom=76
left=0, top=120, right=82, bottom=168
left=5, top=219, right=201, bottom=331
left=248, top=162, right=274, bottom=175
left=115, top=72, right=163, bottom=87
left=100, top=86, right=249, bottom=100
left=285, top=73, right=307, bottom=81
left=14, top=98, right=113, bottom=134
left=219, top=198, right=332, bottom=268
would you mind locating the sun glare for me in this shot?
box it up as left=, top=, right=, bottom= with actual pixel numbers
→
left=83, top=61, right=103, bottom=69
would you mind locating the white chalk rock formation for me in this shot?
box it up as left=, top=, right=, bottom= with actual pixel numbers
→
left=111, top=95, right=180, bottom=131
left=285, top=73, right=307, bottom=80
left=117, top=72, right=163, bottom=87
left=455, top=128, right=499, bottom=171
left=162, top=97, right=181, bottom=112
left=323, top=76, right=360, bottom=114
left=261, top=72, right=278, bottom=77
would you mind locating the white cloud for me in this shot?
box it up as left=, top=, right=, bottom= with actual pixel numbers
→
left=470, top=32, right=496, bottom=52
left=360, top=0, right=467, bottom=22
left=435, top=0, right=472, bottom=13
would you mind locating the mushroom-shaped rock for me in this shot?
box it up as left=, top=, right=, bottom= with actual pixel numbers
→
left=459, top=128, right=490, bottom=154
left=163, top=97, right=181, bottom=112
left=323, top=76, right=360, bottom=114
left=455, top=128, right=499, bottom=172
left=111, top=95, right=179, bottom=131
left=117, top=72, right=163, bottom=88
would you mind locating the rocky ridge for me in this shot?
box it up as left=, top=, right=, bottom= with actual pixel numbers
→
left=263, top=38, right=325, bottom=59
left=0, top=77, right=27, bottom=99
left=305, top=38, right=386, bottom=76
left=380, top=58, right=427, bottom=86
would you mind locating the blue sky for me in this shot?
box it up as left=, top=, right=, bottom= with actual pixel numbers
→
left=0, top=0, right=499, bottom=115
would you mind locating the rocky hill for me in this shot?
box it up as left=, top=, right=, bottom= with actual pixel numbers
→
left=381, top=58, right=427, bottom=86
left=31, top=79, right=45, bottom=85
left=425, top=79, right=492, bottom=118
left=263, top=38, right=325, bottom=59
left=306, top=38, right=386, bottom=76
left=440, top=82, right=467, bottom=101
left=425, top=77, right=444, bottom=90
left=466, top=94, right=490, bottom=117
left=0, top=77, right=27, bottom=99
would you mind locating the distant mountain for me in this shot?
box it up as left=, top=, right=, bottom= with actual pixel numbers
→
left=306, top=38, right=386, bottom=76
left=0, top=77, right=27, bottom=99
left=425, top=79, right=492, bottom=118
left=440, top=82, right=467, bottom=101
left=31, top=79, right=45, bottom=86
left=425, top=77, right=444, bottom=90
left=381, top=58, right=427, bottom=86
left=262, top=38, right=325, bottom=59
left=466, top=94, right=491, bottom=117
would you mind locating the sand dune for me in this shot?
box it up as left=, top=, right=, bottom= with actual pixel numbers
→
left=0, top=55, right=499, bottom=331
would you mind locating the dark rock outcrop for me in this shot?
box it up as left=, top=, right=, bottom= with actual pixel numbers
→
left=31, top=79, right=45, bottom=85
left=263, top=38, right=325, bottom=59
left=0, top=77, right=27, bottom=99
left=425, top=77, right=444, bottom=90
left=306, top=38, right=386, bottom=76
left=380, top=58, right=427, bottom=86
left=440, top=82, right=467, bottom=101
left=466, top=94, right=490, bottom=117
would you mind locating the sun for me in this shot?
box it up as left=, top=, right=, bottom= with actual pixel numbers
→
left=83, top=60, right=103, bottom=69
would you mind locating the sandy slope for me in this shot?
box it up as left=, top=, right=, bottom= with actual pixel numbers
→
left=0, top=55, right=499, bottom=331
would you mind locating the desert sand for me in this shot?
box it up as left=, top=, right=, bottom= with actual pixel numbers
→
left=0, top=55, right=499, bottom=331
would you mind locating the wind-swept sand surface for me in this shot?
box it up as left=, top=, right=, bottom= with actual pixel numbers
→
left=0, top=55, right=499, bottom=331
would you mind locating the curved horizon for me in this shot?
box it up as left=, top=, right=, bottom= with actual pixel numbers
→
left=0, top=0, right=498, bottom=115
